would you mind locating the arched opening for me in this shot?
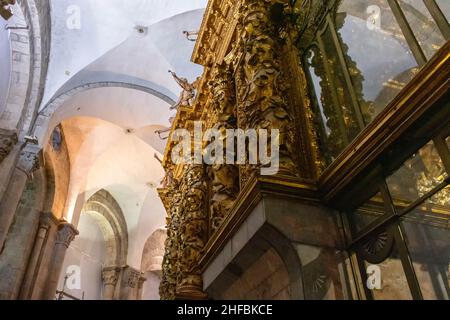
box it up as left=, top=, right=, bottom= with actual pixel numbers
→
left=57, top=189, right=128, bottom=300
left=140, top=228, right=166, bottom=300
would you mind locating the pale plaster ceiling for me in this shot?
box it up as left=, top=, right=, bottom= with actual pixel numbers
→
left=42, top=0, right=207, bottom=269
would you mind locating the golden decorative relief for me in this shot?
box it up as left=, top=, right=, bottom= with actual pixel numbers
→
left=158, top=0, right=331, bottom=300
left=236, top=0, right=299, bottom=186
left=176, top=164, right=208, bottom=299
left=207, top=63, right=240, bottom=233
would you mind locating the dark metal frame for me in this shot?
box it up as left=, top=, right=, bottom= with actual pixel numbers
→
left=346, top=130, right=450, bottom=300
left=300, top=0, right=450, bottom=300
left=303, top=0, right=450, bottom=166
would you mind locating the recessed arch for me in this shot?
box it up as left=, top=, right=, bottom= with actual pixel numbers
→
left=81, top=189, right=128, bottom=267
left=33, top=82, right=175, bottom=148
left=141, top=228, right=167, bottom=274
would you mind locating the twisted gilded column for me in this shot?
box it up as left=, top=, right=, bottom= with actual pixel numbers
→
left=207, top=63, right=239, bottom=233
left=236, top=0, right=299, bottom=185
left=175, top=165, right=208, bottom=300
left=160, top=180, right=182, bottom=300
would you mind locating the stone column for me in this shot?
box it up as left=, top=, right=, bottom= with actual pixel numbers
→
left=42, top=221, right=78, bottom=300
left=136, top=275, right=147, bottom=300
left=236, top=0, right=299, bottom=185
left=0, top=143, right=41, bottom=249
left=207, top=63, right=239, bottom=234
left=0, top=129, right=17, bottom=165
left=119, top=266, right=143, bottom=300
left=176, top=165, right=208, bottom=300
left=19, top=212, right=57, bottom=299
left=101, top=266, right=120, bottom=300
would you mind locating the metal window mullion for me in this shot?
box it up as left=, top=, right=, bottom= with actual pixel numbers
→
left=303, top=45, right=333, bottom=160
left=434, top=135, right=450, bottom=176
left=423, top=0, right=450, bottom=40
left=327, top=15, right=366, bottom=130
left=394, top=223, right=424, bottom=300
left=388, top=0, right=428, bottom=66
left=355, top=252, right=374, bottom=300
left=317, top=29, right=351, bottom=146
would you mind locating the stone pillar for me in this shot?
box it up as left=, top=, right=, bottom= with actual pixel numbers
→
left=42, top=222, right=78, bottom=300
left=176, top=165, right=208, bottom=300
left=101, top=267, right=120, bottom=300
left=236, top=0, right=299, bottom=185
left=207, top=63, right=239, bottom=234
left=18, top=213, right=58, bottom=300
left=119, top=266, right=143, bottom=300
left=0, top=143, right=41, bottom=249
left=136, top=275, right=147, bottom=300
left=0, top=129, right=17, bottom=165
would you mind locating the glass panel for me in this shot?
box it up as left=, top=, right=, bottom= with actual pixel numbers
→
left=351, top=192, right=387, bottom=233
left=321, top=25, right=361, bottom=143
left=401, top=190, right=450, bottom=299
left=305, top=46, right=336, bottom=164
left=387, top=141, right=448, bottom=210
left=436, top=0, right=450, bottom=22
left=364, top=247, right=413, bottom=300
left=337, top=0, right=419, bottom=123
left=399, top=0, right=447, bottom=60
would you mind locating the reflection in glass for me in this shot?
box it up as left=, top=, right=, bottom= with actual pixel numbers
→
left=401, top=197, right=450, bottom=300
left=305, top=46, right=335, bottom=164
left=351, top=192, right=386, bottom=233
left=436, top=0, right=450, bottom=22
left=387, top=141, right=448, bottom=209
left=399, top=0, right=447, bottom=59
left=337, top=0, right=418, bottom=121
left=321, top=25, right=361, bottom=142
left=364, top=247, right=413, bottom=300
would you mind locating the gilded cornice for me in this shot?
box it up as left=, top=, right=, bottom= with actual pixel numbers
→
left=192, top=0, right=240, bottom=66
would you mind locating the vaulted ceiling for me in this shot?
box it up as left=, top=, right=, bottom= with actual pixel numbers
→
left=42, top=0, right=207, bottom=268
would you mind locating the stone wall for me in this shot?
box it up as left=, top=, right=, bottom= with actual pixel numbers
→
left=219, top=248, right=291, bottom=300
left=44, top=126, right=70, bottom=219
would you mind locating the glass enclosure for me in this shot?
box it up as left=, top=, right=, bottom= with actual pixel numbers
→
left=346, top=130, right=450, bottom=300
left=304, top=0, right=450, bottom=165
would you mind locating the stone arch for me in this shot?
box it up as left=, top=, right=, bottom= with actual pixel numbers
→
left=1, top=0, right=50, bottom=134
left=258, top=224, right=304, bottom=300
left=141, top=228, right=166, bottom=274
left=206, top=224, right=305, bottom=300
left=33, top=81, right=176, bottom=147
left=81, top=190, right=128, bottom=267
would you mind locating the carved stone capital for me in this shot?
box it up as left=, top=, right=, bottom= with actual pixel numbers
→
left=17, top=143, right=42, bottom=175
left=122, top=266, right=142, bottom=289
left=102, top=267, right=120, bottom=286
left=0, top=129, right=18, bottom=164
left=55, top=222, right=78, bottom=248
